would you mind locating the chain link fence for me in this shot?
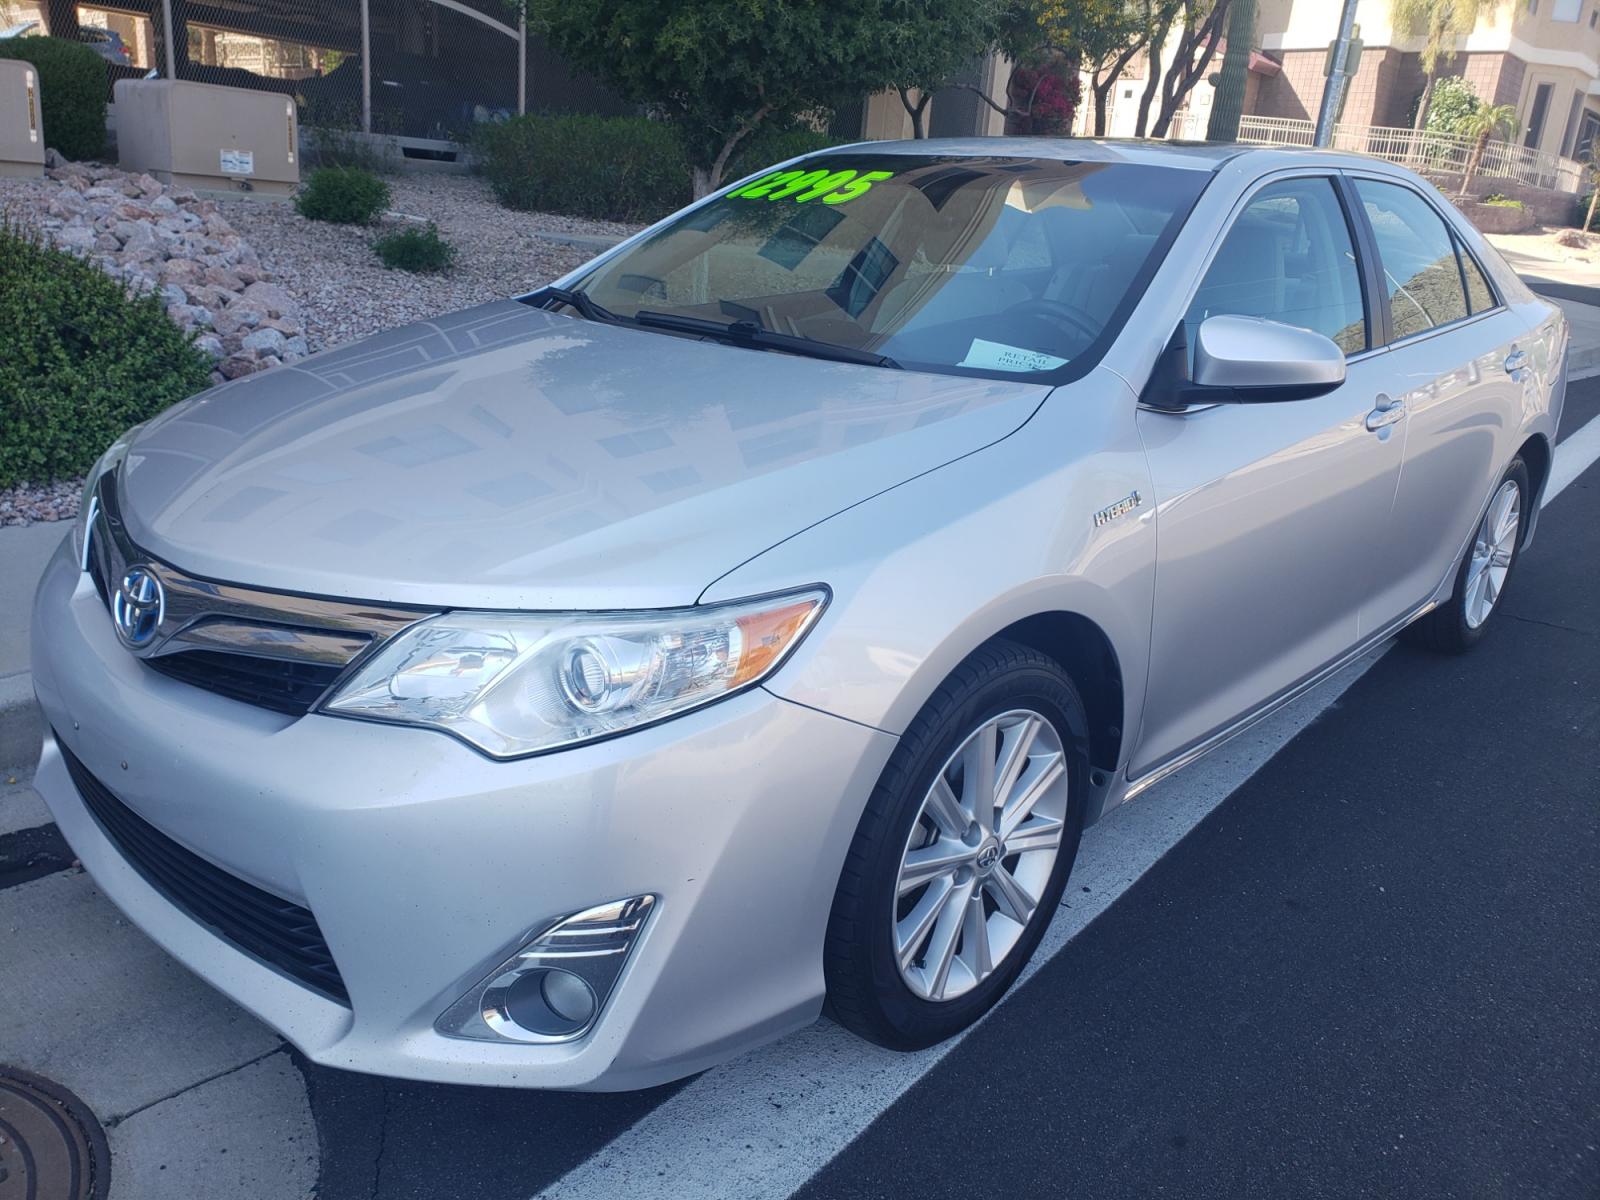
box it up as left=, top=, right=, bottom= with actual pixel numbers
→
left=7, top=0, right=629, bottom=147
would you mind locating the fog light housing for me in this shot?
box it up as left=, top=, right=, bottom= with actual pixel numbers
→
left=436, top=895, right=655, bottom=1044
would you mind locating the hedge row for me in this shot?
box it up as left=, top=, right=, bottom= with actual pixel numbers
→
left=0, top=36, right=107, bottom=162
left=476, top=115, right=842, bottom=224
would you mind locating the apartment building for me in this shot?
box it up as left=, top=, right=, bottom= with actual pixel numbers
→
left=1253, top=0, right=1600, bottom=159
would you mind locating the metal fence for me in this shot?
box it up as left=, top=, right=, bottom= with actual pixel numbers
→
left=9, top=0, right=629, bottom=146
left=1238, top=114, right=1586, bottom=194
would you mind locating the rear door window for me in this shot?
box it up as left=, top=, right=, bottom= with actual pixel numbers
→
left=1354, top=179, right=1471, bottom=338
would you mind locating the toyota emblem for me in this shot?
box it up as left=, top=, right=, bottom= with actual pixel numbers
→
left=112, top=566, right=165, bottom=649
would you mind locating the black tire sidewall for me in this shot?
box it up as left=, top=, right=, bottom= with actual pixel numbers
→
left=841, top=649, right=1090, bottom=1049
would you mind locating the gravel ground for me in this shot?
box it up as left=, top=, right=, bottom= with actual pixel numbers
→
left=217, top=173, right=638, bottom=353
left=2, top=172, right=641, bottom=525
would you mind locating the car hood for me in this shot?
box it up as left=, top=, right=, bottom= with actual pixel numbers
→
left=119, top=301, right=1050, bottom=609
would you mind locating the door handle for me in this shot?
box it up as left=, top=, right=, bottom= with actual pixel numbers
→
left=1365, top=397, right=1405, bottom=432
left=1504, top=349, right=1529, bottom=375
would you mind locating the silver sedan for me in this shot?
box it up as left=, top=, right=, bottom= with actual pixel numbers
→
left=31, top=139, right=1566, bottom=1090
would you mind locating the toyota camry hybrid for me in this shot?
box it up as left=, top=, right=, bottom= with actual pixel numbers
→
left=31, top=139, right=1567, bottom=1090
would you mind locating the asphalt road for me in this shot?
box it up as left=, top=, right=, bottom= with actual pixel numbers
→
left=1, top=384, right=1596, bottom=1200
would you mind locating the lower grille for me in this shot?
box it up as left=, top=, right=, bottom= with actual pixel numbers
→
left=59, top=738, right=350, bottom=1005
left=145, top=651, right=343, bottom=717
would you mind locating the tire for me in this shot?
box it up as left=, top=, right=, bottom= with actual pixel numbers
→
left=824, top=639, right=1090, bottom=1050
left=1402, top=457, right=1530, bottom=655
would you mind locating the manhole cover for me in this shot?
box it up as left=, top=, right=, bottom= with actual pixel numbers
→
left=0, top=1069, right=109, bottom=1200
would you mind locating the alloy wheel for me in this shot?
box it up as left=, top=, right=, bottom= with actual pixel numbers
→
left=893, top=709, right=1069, bottom=1002
left=1464, top=479, right=1521, bottom=629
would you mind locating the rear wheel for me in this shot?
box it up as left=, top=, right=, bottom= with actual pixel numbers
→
left=825, top=640, right=1089, bottom=1050
left=1403, top=458, right=1529, bottom=654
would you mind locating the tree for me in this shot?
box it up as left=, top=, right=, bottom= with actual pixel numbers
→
left=1389, top=0, right=1501, bottom=132
left=871, top=0, right=1037, bottom=137
left=528, top=0, right=926, bottom=197
left=1457, top=102, right=1517, bottom=195
left=1142, top=0, right=1232, bottom=138
left=1206, top=0, right=1255, bottom=141
left=1063, top=0, right=1184, bottom=136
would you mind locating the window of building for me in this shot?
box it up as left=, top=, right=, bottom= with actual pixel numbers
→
left=1525, top=82, right=1554, bottom=149
left=1561, top=90, right=1586, bottom=156
left=1550, top=0, right=1581, bottom=18
left=1186, top=178, right=1368, bottom=356
left=1354, top=180, right=1471, bottom=339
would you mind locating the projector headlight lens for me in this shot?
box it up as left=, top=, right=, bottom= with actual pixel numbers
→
left=322, top=588, right=826, bottom=757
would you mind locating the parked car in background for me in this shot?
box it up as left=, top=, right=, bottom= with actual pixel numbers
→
left=31, top=139, right=1566, bottom=1090
left=0, top=19, right=130, bottom=63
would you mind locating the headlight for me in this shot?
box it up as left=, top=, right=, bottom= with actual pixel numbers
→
left=73, top=424, right=145, bottom=571
left=322, top=587, right=827, bottom=757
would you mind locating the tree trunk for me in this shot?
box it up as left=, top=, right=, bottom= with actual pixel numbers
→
left=1412, top=76, right=1435, bottom=132
left=1134, top=27, right=1169, bottom=138
left=1459, top=131, right=1488, bottom=197
left=1151, top=0, right=1229, bottom=139
left=691, top=104, right=773, bottom=199
left=897, top=88, right=934, bottom=138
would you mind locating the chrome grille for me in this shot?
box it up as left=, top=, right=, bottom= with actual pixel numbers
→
left=88, top=471, right=430, bottom=716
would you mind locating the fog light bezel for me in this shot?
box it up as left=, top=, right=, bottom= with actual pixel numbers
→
left=436, top=895, right=655, bottom=1045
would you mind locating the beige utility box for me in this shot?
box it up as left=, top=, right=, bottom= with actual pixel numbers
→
left=113, top=79, right=298, bottom=199
left=0, top=58, right=45, bottom=178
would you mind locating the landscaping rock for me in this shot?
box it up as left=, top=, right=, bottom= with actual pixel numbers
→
left=6, top=164, right=309, bottom=374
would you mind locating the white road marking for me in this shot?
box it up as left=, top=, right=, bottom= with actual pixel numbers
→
left=1547, top=408, right=1600, bottom=502
left=535, top=418, right=1600, bottom=1200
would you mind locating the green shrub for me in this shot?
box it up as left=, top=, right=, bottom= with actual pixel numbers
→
left=1482, top=193, right=1524, bottom=208
left=0, top=36, right=107, bottom=161
left=477, top=114, right=690, bottom=223
left=373, top=222, right=455, bottom=272
left=0, top=223, right=211, bottom=488
left=1426, top=76, right=1482, bottom=136
left=294, top=166, right=391, bottom=224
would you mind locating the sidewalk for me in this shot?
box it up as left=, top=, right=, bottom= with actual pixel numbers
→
left=3, top=271, right=1599, bottom=772
left=0, top=524, right=61, bottom=769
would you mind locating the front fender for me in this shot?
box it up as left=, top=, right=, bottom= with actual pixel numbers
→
left=701, top=368, right=1155, bottom=778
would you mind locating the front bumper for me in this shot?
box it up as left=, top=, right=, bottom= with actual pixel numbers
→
left=31, top=537, right=895, bottom=1090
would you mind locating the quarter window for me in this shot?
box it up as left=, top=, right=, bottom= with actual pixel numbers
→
left=1186, top=177, right=1368, bottom=356
left=1354, top=180, right=1470, bottom=338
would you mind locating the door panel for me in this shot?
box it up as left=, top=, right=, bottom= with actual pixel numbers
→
left=1349, top=178, right=1530, bottom=628
left=1360, top=317, right=1527, bottom=626
left=1132, top=355, right=1404, bottom=777
left=1130, top=174, right=1403, bottom=779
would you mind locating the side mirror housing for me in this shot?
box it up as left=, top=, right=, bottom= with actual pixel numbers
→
left=1143, top=315, right=1347, bottom=409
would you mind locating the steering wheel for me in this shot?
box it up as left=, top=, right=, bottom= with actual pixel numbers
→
left=999, top=298, right=1102, bottom=350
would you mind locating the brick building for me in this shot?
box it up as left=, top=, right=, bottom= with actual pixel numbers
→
left=1252, top=0, right=1600, bottom=159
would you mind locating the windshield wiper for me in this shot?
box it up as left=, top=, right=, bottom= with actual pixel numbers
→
left=537, top=286, right=629, bottom=326
left=632, top=310, right=901, bottom=370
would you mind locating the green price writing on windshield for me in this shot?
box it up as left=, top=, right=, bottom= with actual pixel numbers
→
left=728, top=167, right=894, bottom=205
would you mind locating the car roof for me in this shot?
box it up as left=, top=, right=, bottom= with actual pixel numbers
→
left=823, top=137, right=1392, bottom=176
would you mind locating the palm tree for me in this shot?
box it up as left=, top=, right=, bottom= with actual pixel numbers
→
left=1457, top=102, right=1518, bottom=196
left=1389, top=0, right=1502, bottom=132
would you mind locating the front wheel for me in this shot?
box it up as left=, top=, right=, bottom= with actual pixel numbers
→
left=824, top=640, right=1089, bottom=1050
left=1403, top=457, right=1530, bottom=654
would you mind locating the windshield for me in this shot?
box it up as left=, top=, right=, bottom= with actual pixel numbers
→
left=564, top=154, right=1208, bottom=382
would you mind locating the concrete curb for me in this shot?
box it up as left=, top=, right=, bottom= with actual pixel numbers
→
left=0, top=673, right=41, bottom=773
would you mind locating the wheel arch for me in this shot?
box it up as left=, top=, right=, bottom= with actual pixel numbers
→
left=1515, top=431, right=1552, bottom=546
left=988, top=612, right=1125, bottom=778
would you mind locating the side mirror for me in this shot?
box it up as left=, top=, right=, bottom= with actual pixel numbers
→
left=1142, top=315, right=1347, bottom=409
left=1192, top=315, right=1346, bottom=401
